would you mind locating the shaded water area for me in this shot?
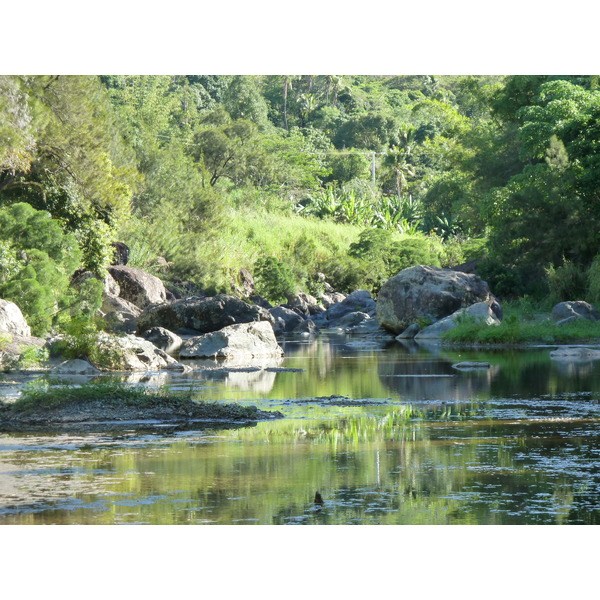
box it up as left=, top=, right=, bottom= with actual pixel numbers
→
left=2, top=334, right=600, bottom=525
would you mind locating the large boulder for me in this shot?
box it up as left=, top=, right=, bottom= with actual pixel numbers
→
left=0, top=333, right=45, bottom=371
left=0, top=299, right=31, bottom=337
left=376, top=265, right=496, bottom=334
left=269, top=306, right=305, bottom=334
left=91, top=333, right=186, bottom=371
left=551, top=301, right=600, bottom=324
left=324, top=290, right=376, bottom=325
left=179, top=321, right=283, bottom=360
left=414, top=302, right=500, bottom=339
left=101, top=295, right=142, bottom=334
left=136, top=294, right=273, bottom=335
left=107, top=265, right=167, bottom=309
left=139, top=327, right=183, bottom=354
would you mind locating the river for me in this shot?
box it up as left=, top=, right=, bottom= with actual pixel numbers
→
left=1, top=334, right=600, bottom=525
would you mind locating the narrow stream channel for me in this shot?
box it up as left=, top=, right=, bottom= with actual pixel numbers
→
left=2, top=335, right=600, bottom=524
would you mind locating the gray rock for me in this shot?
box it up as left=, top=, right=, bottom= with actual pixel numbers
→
left=0, top=333, right=45, bottom=371
left=292, top=319, right=319, bottom=336
left=344, top=290, right=376, bottom=314
left=0, top=299, right=31, bottom=337
left=377, top=265, right=496, bottom=334
left=139, top=327, right=183, bottom=354
left=336, top=311, right=371, bottom=329
left=137, top=294, right=273, bottom=334
left=179, top=321, right=283, bottom=360
left=93, top=333, right=187, bottom=371
left=110, top=242, right=130, bottom=265
left=287, top=292, right=319, bottom=316
left=269, top=306, right=305, bottom=334
left=415, top=302, right=501, bottom=339
left=233, top=268, right=255, bottom=298
left=452, top=361, right=492, bottom=370
left=325, top=301, right=356, bottom=321
left=71, top=270, right=121, bottom=299
left=551, top=301, right=600, bottom=323
left=101, top=295, right=142, bottom=334
left=320, top=292, right=346, bottom=308
left=51, top=359, right=101, bottom=374
left=108, top=265, right=167, bottom=309
left=550, top=346, right=600, bottom=361
left=396, top=323, right=421, bottom=339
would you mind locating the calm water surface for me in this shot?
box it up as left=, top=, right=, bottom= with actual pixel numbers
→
left=2, top=334, right=600, bottom=525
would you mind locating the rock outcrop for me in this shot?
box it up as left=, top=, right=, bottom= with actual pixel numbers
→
left=107, top=265, right=167, bottom=309
left=0, top=299, right=31, bottom=337
left=91, top=333, right=187, bottom=371
left=100, top=296, right=142, bottom=334
left=551, top=301, right=600, bottom=325
left=414, top=302, right=501, bottom=339
left=269, top=306, right=305, bottom=334
left=139, top=327, right=183, bottom=354
left=136, top=294, right=272, bottom=335
left=376, top=265, right=496, bottom=334
left=179, top=321, right=283, bottom=360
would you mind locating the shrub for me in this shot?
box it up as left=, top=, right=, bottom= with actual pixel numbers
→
left=387, top=237, right=441, bottom=274
left=253, top=256, right=297, bottom=304
left=546, top=260, right=587, bottom=302
left=587, top=255, right=600, bottom=303
left=0, top=202, right=86, bottom=335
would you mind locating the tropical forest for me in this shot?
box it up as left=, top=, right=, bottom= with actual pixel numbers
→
left=2, top=74, right=600, bottom=327
left=2, top=74, right=600, bottom=527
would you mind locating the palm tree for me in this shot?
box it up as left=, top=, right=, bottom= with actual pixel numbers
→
left=297, top=92, right=317, bottom=127
left=282, top=75, right=300, bottom=130
left=326, top=75, right=344, bottom=106
left=383, top=125, right=417, bottom=198
left=383, top=147, right=416, bottom=198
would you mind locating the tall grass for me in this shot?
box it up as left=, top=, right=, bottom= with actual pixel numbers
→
left=443, top=310, right=600, bottom=345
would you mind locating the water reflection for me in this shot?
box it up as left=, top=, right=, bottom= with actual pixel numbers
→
left=2, top=335, right=600, bottom=524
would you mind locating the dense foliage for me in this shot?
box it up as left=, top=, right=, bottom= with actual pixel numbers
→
left=2, top=74, right=600, bottom=324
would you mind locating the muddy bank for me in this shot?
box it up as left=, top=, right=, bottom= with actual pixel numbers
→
left=0, top=396, right=283, bottom=432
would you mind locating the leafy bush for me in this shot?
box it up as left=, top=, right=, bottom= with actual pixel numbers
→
left=318, top=255, right=366, bottom=294
left=546, top=260, right=588, bottom=302
left=478, top=257, right=548, bottom=300
left=0, top=203, right=85, bottom=335
left=387, top=237, right=441, bottom=274
left=253, top=256, right=297, bottom=304
left=587, top=255, right=600, bottom=303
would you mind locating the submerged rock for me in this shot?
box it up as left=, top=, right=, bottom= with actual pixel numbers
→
left=51, top=359, right=101, bottom=374
left=292, top=319, right=319, bottom=336
left=550, top=346, right=600, bottom=361
left=452, top=361, right=492, bottom=370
